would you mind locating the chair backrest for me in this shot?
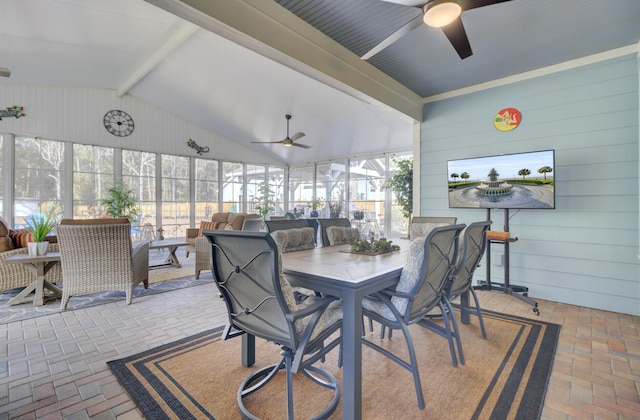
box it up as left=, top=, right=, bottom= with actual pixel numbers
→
left=270, top=227, right=316, bottom=252
left=241, top=217, right=263, bottom=232
left=316, top=218, right=352, bottom=247
left=392, top=224, right=466, bottom=323
left=448, top=221, right=492, bottom=298
left=264, top=219, right=309, bottom=233
left=409, top=216, right=457, bottom=239
left=57, top=222, right=134, bottom=279
left=326, top=226, right=359, bottom=246
left=205, top=230, right=299, bottom=349
left=59, top=217, right=130, bottom=225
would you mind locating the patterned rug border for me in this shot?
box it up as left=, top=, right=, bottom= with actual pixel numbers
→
left=108, top=310, right=561, bottom=419
left=0, top=275, right=214, bottom=325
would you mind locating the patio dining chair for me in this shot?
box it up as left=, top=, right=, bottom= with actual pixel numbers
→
left=361, top=224, right=465, bottom=409
left=205, top=230, right=343, bottom=420
left=446, top=220, right=492, bottom=340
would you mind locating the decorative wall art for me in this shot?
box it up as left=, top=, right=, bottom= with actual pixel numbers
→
left=187, top=139, right=209, bottom=155
left=0, top=106, right=26, bottom=120
left=494, top=107, right=521, bottom=131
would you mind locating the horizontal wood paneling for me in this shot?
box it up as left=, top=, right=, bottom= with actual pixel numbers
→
left=420, top=54, right=640, bottom=315
left=0, top=84, right=280, bottom=165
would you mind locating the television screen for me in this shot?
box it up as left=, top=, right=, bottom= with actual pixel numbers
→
left=447, top=150, right=555, bottom=209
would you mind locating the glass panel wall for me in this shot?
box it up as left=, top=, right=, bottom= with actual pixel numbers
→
left=161, top=154, right=190, bottom=239
left=194, top=157, right=219, bottom=221
left=122, top=150, right=156, bottom=236
left=246, top=164, right=266, bottom=215
left=222, top=162, right=243, bottom=213
left=316, top=160, right=346, bottom=219
left=269, top=167, right=286, bottom=217
left=14, top=136, right=65, bottom=228
left=72, top=144, right=114, bottom=219
left=289, top=164, right=314, bottom=217
left=387, top=152, right=413, bottom=239
left=349, top=155, right=386, bottom=238
left=0, top=135, right=3, bottom=218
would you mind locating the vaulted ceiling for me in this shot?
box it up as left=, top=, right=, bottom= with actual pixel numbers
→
left=0, top=0, right=638, bottom=165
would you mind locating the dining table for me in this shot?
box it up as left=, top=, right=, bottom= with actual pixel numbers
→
left=242, top=240, right=411, bottom=419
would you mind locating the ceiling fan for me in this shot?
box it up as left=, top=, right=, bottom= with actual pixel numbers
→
left=252, top=114, right=310, bottom=149
left=0, top=67, right=10, bottom=78
left=362, top=0, right=512, bottom=60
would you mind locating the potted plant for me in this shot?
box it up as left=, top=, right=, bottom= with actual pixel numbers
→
left=25, top=214, right=57, bottom=256
left=252, top=182, right=275, bottom=220
left=101, top=182, right=141, bottom=224
left=307, top=198, right=323, bottom=217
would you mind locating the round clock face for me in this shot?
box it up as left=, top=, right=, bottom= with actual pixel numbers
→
left=103, top=110, right=134, bottom=137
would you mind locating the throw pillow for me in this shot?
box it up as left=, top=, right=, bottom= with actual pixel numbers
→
left=326, top=226, right=360, bottom=246
left=9, top=229, right=34, bottom=248
left=198, top=221, right=218, bottom=237
left=0, top=236, right=14, bottom=252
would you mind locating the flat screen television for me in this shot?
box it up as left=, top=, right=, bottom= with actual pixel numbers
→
left=447, top=150, right=555, bottom=209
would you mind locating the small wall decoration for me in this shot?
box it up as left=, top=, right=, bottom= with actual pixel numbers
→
left=494, top=107, right=521, bottom=131
left=187, top=139, right=209, bottom=155
left=104, top=110, right=134, bottom=137
left=0, top=105, right=26, bottom=120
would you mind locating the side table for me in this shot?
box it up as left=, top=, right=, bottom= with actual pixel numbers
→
left=5, top=252, right=62, bottom=306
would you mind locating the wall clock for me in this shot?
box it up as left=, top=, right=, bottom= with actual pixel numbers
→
left=103, top=110, right=134, bottom=137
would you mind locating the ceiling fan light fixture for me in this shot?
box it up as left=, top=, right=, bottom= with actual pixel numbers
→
left=423, top=1, right=462, bottom=28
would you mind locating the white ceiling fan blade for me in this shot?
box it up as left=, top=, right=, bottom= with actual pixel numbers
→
left=361, top=13, right=424, bottom=60
left=290, top=132, right=305, bottom=141
left=380, top=0, right=427, bottom=6
left=0, top=67, right=10, bottom=77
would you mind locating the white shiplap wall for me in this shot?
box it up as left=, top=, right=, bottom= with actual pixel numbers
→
left=420, top=54, right=640, bottom=315
left=0, top=84, right=281, bottom=164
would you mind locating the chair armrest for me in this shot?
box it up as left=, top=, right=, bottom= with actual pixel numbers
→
left=286, top=295, right=339, bottom=322
left=195, top=236, right=210, bottom=253
left=132, top=241, right=149, bottom=277
left=186, top=228, right=199, bottom=239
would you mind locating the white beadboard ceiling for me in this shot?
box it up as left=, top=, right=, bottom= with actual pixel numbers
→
left=0, top=0, right=639, bottom=165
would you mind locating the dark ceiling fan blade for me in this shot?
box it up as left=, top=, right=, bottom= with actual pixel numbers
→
left=0, top=67, right=10, bottom=77
left=251, top=140, right=286, bottom=144
left=290, top=132, right=305, bottom=141
left=291, top=142, right=311, bottom=149
left=441, top=17, right=473, bottom=59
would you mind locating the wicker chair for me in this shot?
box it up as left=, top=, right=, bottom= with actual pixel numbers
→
left=57, top=218, right=149, bottom=310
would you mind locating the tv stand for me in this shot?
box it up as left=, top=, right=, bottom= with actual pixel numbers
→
left=474, top=209, right=539, bottom=315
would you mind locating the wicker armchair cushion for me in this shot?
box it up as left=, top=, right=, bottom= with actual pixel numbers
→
left=270, top=227, right=315, bottom=252
left=326, top=226, right=359, bottom=246
left=0, top=217, right=13, bottom=252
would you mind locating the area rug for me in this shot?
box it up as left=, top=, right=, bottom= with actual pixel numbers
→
left=108, top=310, right=560, bottom=419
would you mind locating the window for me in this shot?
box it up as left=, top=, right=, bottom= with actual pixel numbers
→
left=14, top=136, right=65, bottom=227
left=288, top=164, right=315, bottom=216
left=122, top=149, right=156, bottom=233
left=268, top=166, right=286, bottom=216
left=316, top=160, right=346, bottom=219
left=194, top=157, right=219, bottom=221
left=222, top=162, right=243, bottom=213
left=72, top=144, right=114, bottom=218
left=246, top=164, right=267, bottom=216
left=161, top=154, right=190, bottom=239
left=349, top=155, right=386, bottom=237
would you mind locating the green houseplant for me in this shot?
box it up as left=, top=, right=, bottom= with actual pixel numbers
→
left=25, top=214, right=57, bottom=255
left=252, top=182, right=275, bottom=220
left=307, top=197, right=323, bottom=217
left=101, top=182, right=141, bottom=224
